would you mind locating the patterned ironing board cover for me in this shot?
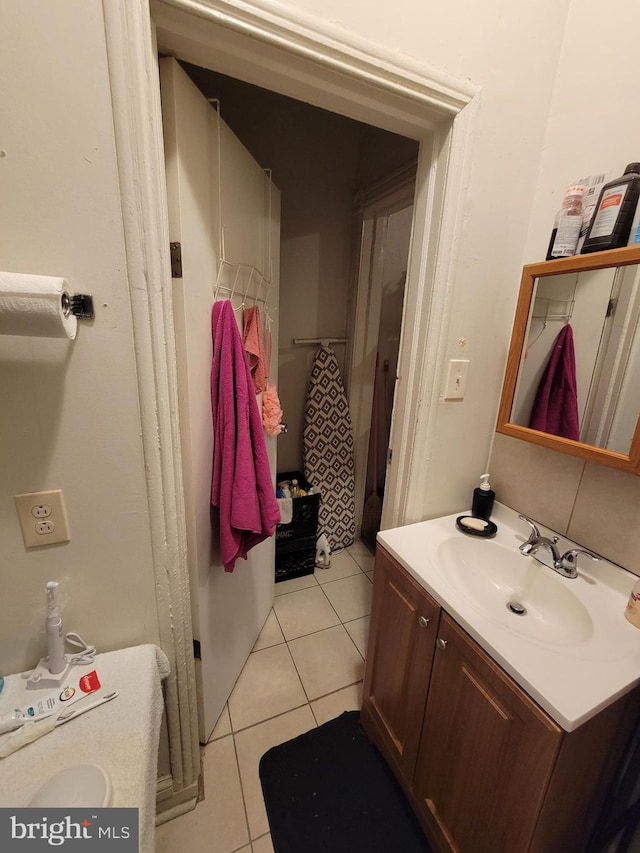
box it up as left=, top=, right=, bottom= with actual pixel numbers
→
left=303, top=346, right=355, bottom=550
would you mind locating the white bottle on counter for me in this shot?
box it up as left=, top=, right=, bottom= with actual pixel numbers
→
left=624, top=579, right=640, bottom=628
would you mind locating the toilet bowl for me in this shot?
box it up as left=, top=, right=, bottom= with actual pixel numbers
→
left=27, top=763, right=112, bottom=808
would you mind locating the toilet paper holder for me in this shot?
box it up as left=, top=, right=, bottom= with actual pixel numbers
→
left=61, top=292, right=95, bottom=320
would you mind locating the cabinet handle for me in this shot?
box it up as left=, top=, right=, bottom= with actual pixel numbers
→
left=436, top=638, right=448, bottom=651
left=418, top=616, right=430, bottom=628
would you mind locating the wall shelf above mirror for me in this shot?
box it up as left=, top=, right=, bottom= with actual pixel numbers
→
left=497, top=246, right=640, bottom=474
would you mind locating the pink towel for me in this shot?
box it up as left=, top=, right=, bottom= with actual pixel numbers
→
left=529, top=324, right=580, bottom=441
left=211, top=300, right=280, bottom=572
left=243, top=305, right=268, bottom=393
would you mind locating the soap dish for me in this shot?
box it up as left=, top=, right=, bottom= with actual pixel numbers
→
left=456, top=515, right=497, bottom=538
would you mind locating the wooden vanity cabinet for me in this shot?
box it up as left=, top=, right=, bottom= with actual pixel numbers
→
left=361, top=544, right=441, bottom=784
left=362, top=545, right=638, bottom=853
left=413, top=612, right=561, bottom=852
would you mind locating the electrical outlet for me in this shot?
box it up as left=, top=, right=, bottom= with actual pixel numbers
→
left=32, top=504, right=52, bottom=519
left=14, top=489, right=71, bottom=548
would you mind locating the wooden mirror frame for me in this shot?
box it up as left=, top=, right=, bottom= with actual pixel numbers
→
left=497, top=246, right=640, bottom=474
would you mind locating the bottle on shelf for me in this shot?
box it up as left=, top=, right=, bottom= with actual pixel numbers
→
left=546, top=185, right=586, bottom=260
left=581, top=163, right=640, bottom=253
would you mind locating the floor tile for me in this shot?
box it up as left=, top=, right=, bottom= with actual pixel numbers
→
left=252, top=610, right=285, bottom=651
left=348, top=538, right=374, bottom=556
left=314, top=549, right=364, bottom=583
left=273, top=585, right=340, bottom=640
left=234, top=705, right=316, bottom=840
left=287, top=625, right=365, bottom=700
left=321, top=573, right=373, bottom=622
left=161, top=539, right=379, bottom=849
left=228, top=644, right=307, bottom=731
left=347, top=542, right=376, bottom=572
left=209, top=704, right=231, bottom=742
left=274, top=573, right=318, bottom=596
left=310, top=682, right=363, bottom=726
left=344, top=615, right=370, bottom=658
left=155, top=735, right=249, bottom=853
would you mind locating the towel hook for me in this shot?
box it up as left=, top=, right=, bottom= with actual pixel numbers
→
left=243, top=266, right=254, bottom=304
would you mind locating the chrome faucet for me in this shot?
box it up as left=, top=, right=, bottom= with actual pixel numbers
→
left=518, top=515, right=599, bottom=579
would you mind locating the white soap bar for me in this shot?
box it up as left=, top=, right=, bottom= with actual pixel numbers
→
left=460, top=516, right=488, bottom=531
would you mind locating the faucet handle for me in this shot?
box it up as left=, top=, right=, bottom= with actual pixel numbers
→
left=558, top=548, right=599, bottom=578
left=561, top=548, right=599, bottom=568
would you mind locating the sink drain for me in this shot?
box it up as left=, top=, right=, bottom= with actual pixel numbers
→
left=507, top=600, right=527, bottom=615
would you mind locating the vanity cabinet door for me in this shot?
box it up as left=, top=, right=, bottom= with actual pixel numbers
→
left=413, top=613, right=562, bottom=853
left=361, top=546, right=441, bottom=783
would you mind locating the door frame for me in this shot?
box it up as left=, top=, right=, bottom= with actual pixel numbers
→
left=101, top=0, right=479, bottom=814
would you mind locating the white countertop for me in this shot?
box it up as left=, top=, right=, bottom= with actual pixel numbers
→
left=0, top=644, right=169, bottom=852
left=378, top=503, right=640, bottom=731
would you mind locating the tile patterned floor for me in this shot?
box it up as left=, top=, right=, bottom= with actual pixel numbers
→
left=155, top=541, right=374, bottom=853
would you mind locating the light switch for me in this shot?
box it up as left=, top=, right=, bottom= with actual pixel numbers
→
left=442, top=359, right=469, bottom=400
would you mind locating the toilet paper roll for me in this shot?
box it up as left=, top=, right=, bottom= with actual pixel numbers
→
left=0, top=272, right=77, bottom=339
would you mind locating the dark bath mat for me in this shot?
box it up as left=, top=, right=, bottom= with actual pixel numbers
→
left=259, top=710, right=432, bottom=853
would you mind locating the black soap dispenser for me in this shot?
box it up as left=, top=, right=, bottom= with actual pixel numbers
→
left=472, top=473, right=495, bottom=520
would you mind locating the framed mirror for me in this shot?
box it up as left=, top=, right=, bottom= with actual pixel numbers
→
left=497, top=246, right=640, bottom=474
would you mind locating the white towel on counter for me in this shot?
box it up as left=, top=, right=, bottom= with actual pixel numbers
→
left=0, top=644, right=170, bottom=853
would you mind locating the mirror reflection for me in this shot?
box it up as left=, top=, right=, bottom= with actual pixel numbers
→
left=510, top=264, right=640, bottom=455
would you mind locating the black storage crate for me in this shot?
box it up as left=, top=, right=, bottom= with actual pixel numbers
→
left=275, top=471, right=320, bottom=543
left=275, top=470, right=320, bottom=582
left=275, top=536, right=316, bottom=583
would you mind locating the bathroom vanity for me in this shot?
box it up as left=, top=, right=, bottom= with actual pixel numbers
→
left=361, top=504, right=640, bottom=853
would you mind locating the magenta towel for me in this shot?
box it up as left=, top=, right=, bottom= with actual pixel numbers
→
left=211, top=300, right=281, bottom=572
left=528, top=324, right=580, bottom=441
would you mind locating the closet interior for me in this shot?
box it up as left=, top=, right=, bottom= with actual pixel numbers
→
left=180, top=59, right=419, bottom=551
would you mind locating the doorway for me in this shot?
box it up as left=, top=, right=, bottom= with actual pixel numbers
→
left=103, top=0, right=477, bottom=815
left=177, top=61, right=418, bottom=548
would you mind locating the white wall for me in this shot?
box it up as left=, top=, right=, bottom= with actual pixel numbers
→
left=0, top=1, right=159, bottom=674
left=285, top=0, right=570, bottom=519
left=4, top=0, right=640, bottom=684
left=0, top=0, right=571, bottom=677
left=491, top=0, right=640, bottom=574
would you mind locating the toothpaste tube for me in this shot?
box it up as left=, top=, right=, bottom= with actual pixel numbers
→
left=0, top=670, right=101, bottom=735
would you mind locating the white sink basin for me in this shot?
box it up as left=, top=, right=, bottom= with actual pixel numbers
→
left=378, top=502, right=640, bottom=731
left=437, top=537, right=593, bottom=645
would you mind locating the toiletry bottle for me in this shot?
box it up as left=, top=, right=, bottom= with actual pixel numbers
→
left=546, top=185, right=585, bottom=260
left=624, top=579, right=640, bottom=628
left=581, top=163, right=640, bottom=253
left=472, top=474, right=495, bottom=520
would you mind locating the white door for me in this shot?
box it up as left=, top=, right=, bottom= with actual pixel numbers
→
left=160, top=57, right=280, bottom=742
left=348, top=169, right=415, bottom=538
